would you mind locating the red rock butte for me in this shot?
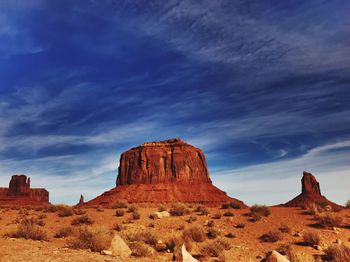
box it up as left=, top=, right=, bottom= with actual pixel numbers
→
left=0, top=175, right=49, bottom=206
left=79, top=138, right=246, bottom=207
left=284, top=171, right=342, bottom=209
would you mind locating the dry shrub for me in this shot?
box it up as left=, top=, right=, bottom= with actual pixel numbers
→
left=115, top=209, right=125, bottom=217
left=260, top=230, right=282, bottom=243
left=235, top=223, right=245, bottom=229
left=207, top=227, right=220, bottom=239
left=158, top=204, right=167, bottom=212
left=71, top=215, right=94, bottom=226
left=315, top=213, right=343, bottom=228
left=201, top=238, right=231, bottom=257
left=68, top=226, right=112, bottom=252
left=207, top=220, right=215, bottom=227
left=6, top=217, right=48, bottom=241
left=127, top=204, right=138, bottom=213
left=132, top=211, right=141, bottom=220
left=182, top=226, right=206, bottom=242
left=129, top=242, right=152, bottom=257
left=249, top=205, right=271, bottom=221
left=56, top=205, right=75, bottom=217
left=196, top=205, right=209, bottom=215
left=303, top=231, right=321, bottom=246
left=324, top=244, right=350, bottom=262
left=278, top=224, right=291, bottom=233
left=282, top=245, right=314, bottom=262
left=96, top=206, right=104, bottom=212
left=113, top=222, right=124, bottom=232
left=111, top=200, right=128, bottom=209
left=55, top=226, right=74, bottom=238
left=212, top=212, right=222, bottom=219
left=225, top=232, right=235, bottom=238
left=165, top=236, right=182, bottom=252
left=221, top=203, right=230, bottom=209
left=229, top=201, right=242, bottom=209
left=223, top=211, right=234, bottom=217
left=73, top=209, right=86, bottom=215
left=170, top=203, right=190, bottom=216
left=305, top=203, right=321, bottom=215
left=187, top=215, right=197, bottom=223
left=125, top=229, right=159, bottom=246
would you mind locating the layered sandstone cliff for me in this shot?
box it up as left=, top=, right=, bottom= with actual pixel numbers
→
left=80, top=139, right=246, bottom=207
left=284, top=171, right=342, bottom=209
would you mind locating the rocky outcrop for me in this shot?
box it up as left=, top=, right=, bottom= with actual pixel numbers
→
left=80, top=139, right=246, bottom=206
left=284, top=171, right=342, bottom=209
left=0, top=175, right=49, bottom=206
left=116, top=138, right=211, bottom=185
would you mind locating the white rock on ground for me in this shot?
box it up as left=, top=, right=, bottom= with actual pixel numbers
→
left=109, top=233, right=132, bottom=257
left=181, top=244, right=198, bottom=262
left=265, top=250, right=290, bottom=262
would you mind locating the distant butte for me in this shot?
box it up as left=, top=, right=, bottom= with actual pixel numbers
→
left=79, top=138, right=246, bottom=207
left=284, top=171, right=342, bottom=209
left=0, top=175, right=49, bottom=206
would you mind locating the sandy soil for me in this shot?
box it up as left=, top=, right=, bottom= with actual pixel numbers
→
left=0, top=205, right=349, bottom=261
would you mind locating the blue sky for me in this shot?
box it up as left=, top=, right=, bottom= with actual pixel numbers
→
left=0, top=0, right=349, bottom=205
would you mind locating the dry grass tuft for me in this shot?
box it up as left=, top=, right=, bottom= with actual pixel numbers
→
left=235, top=223, right=246, bottom=229
left=249, top=205, right=271, bottom=221
left=125, top=229, right=159, bottom=246
left=324, top=244, right=350, bottom=262
left=71, top=215, right=94, bottom=226
left=182, top=226, right=206, bottom=242
left=260, top=230, right=282, bottom=243
left=201, top=238, right=231, bottom=257
left=303, top=231, right=321, bottom=246
left=131, top=211, right=141, bottom=220
left=283, top=245, right=315, bottom=262
left=115, top=209, right=125, bottom=217
left=207, top=227, right=220, bottom=239
left=127, top=204, right=138, bottom=213
left=6, top=217, right=48, bottom=241
left=158, top=204, right=167, bottom=212
left=212, top=212, right=222, bottom=219
left=315, top=213, right=343, bottom=228
left=54, top=226, right=74, bottom=238
left=278, top=224, right=291, bottom=233
left=56, top=205, right=75, bottom=217
left=346, top=199, right=350, bottom=208
left=113, top=222, right=124, bottom=232
left=111, top=200, right=128, bottom=209
left=129, top=242, right=152, bottom=257
left=170, top=203, right=190, bottom=216
left=223, top=211, right=234, bottom=217
left=67, top=226, right=112, bottom=252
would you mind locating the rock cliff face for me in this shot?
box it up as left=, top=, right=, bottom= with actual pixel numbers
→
left=0, top=175, right=49, bottom=206
left=80, top=139, right=246, bottom=207
left=284, top=171, right=342, bottom=209
left=116, top=138, right=211, bottom=185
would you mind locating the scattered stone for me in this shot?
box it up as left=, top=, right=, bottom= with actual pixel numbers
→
left=101, top=250, right=112, bottom=256
left=110, top=233, right=131, bottom=258
left=335, top=239, right=342, bottom=245
left=182, top=244, right=198, bottom=262
left=151, top=211, right=170, bottom=219
left=265, top=250, right=290, bottom=262
left=315, top=245, right=322, bottom=251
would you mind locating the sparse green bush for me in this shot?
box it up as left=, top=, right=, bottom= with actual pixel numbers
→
left=303, top=231, right=321, bottom=246
left=170, top=203, right=190, bottom=216
left=115, top=209, right=125, bottom=217
left=201, top=239, right=231, bottom=257
left=324, top=244, right=350, bottom=262
left=260, top=230, right=282, bottom=243
left=71, top=215, right=93, bottom=226
left=55, top=226, right=74, bottom=238
left=182, top=226, right=206, bottom=242
left=68, top=226, right=112, bottom=252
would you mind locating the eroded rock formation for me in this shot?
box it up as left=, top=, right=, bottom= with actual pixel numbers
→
left=80, top=138, right=246, bottom=206
left=284, top=171, right=342, bottom=209
left=0, top=175, right=49, bottom=206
